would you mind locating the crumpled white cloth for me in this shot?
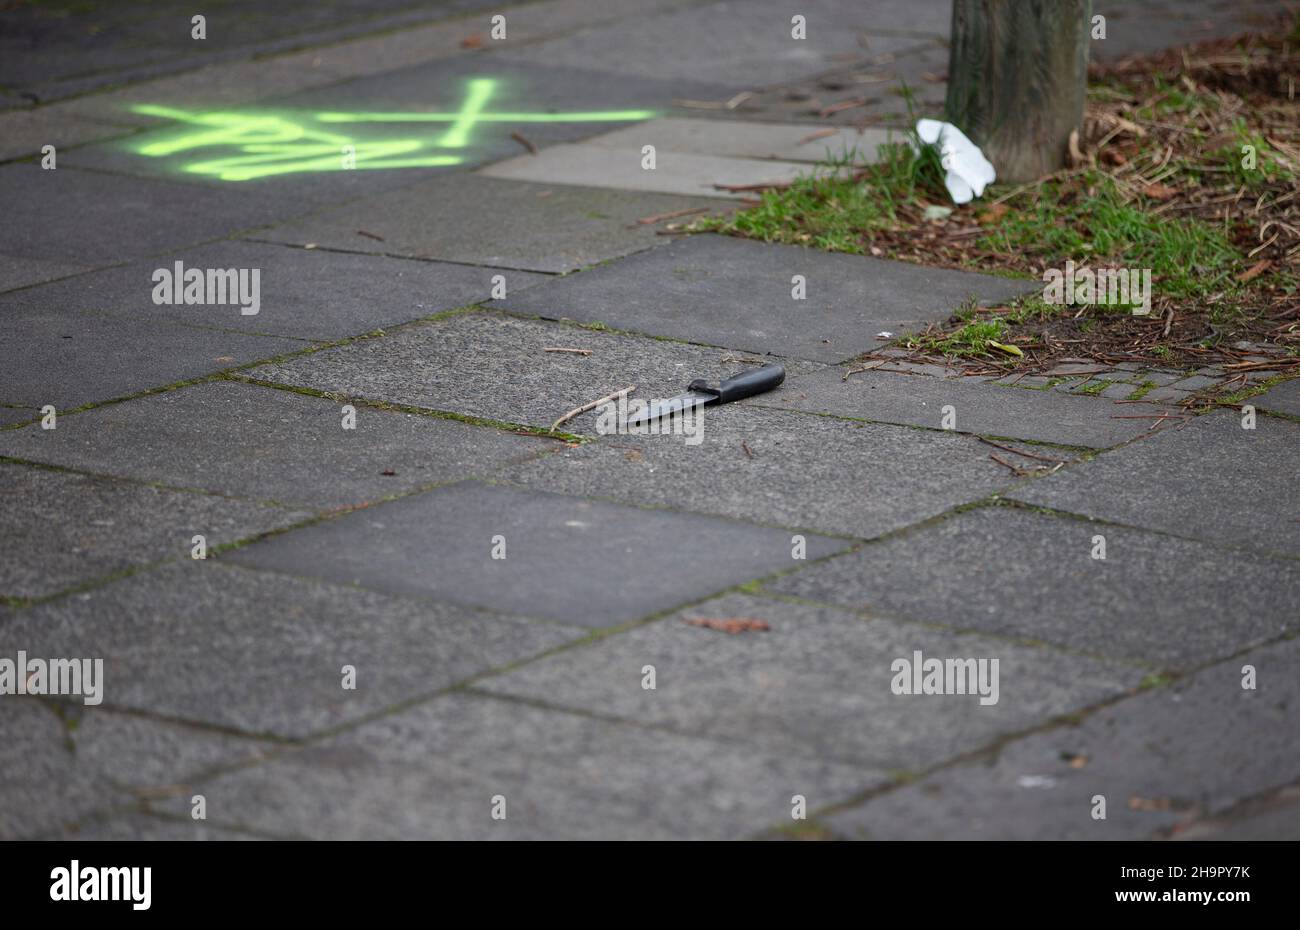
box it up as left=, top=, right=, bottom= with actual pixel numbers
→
left=915, top=118, right=996, bottom=205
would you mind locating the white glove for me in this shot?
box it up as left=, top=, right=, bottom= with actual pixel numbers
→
left=915, top=119, right=996, bottom=204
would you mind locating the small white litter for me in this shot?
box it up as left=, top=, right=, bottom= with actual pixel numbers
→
left=915, top=118, right=996, bottom=205
left=1016, top=775, right=1058, bottom=789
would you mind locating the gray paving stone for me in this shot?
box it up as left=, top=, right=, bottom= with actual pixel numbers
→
left=60, top=56, right=727, bottom=208
left=49, top=812, right=263, bottom=841
left=0, top=380, right=555, bottom=510
left=489, top=235, right=1034, bottom=363
left=0, top=406, right=37, bottom=427
left=272, top=55, right=731, bottom=164
left=0, top=164, right=302, bottom=269
left=758, top=366, right=1169, bottom=448
left=0, top=302, right=303, bottom=409
left=0, top=239, right=546, bottom=342
left=480, top=144, right=812, bottom=200
left=0, top=462, right=309, bottom=601
left=1009, top=411, right=1300, bottom=557
left=153, top=691, right=874, bottom=839
left=1091, top=0, right=1291, bottom=63
left=822, top=636, right=1300, bottom=839
left=0, top=698, right=268, bottom=840
left=252, top=173, right=730, bottom=273
left=502, top=403, right=1016, bottom=538
left=1167, top=374, right=1219, bottom=393
left=499, top=0, right=941, bottom=88
left=766, top=506, right=1300, bottom=669
left=0, top=103, right=132, bottom=161
left=0, top=255, right=91, bottom=294
left=5, top=560, right=582, bottom=738
left=1142, top=386, right=1191, bottom=404
left=1253, top=377, right=1300, bottom=418
left=0, top=0, right=498, bottom=103
left=582, top=118, right=893, bottom=164
left=721, top=39, right=950, bottom=129
left=480, top=592, right=1138, bottom=771
left=1175, top=785, right=1300, bottom=841
left=227, top=480, right=847, bottom=626
left=248, top=309, right=823, bottom=430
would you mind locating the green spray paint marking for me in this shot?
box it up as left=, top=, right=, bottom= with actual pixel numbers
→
left=130, top=78, right=656, bottom=181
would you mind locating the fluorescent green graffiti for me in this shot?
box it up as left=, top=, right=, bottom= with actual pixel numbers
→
left=130, top=78, right=656, bottom=181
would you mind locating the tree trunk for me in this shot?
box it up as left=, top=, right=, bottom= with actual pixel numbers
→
left=944, top=0, right=1091, bottom=183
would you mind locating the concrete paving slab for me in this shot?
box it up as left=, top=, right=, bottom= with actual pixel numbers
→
left=766, top=505, right=1300, bottom=669
left=0, top=255, right=92, bottom=295
left=761, top=366, right=1170, bottom=448
left=0, top=462, right=309, bottom=602
left=1253, top=377, right=1300, bottom=418
left=0, top=164, right=302, bottom=268
left=489, top=234, right=1034, bottom=362
left=1009, top=411, right=1300, bottom=558
left=502, top=403, right=1016, bottom=538
left=64, top=56, right=730, bottom=206
left=0, top=104, right=132, bottom=162
left=715, top=39, right=950, bottom=128
left=0, top=381, right=556, bottom=510
left=53, top=55, right=350, bottom=130
left=498, top=0, right=940, bottom=88
left=247, top=309, right=823, bottom=430
left=1174, top=785, right=1300, bottom=841
left=0, top=0, right=504, bottom=103
left=273, top=56, right=730, bottom=161
left=1091, top=0, right=1291, bottom=63
left=0, top=698, right=268, bottom=840
left=480, top=143, right=812, bottom=200
left=226, top=480, right=848, bottom=625
left=49, top=813, right=263, bottom=841
left=0, top=302, right=304, bottom=410
left=152, top=691, right=876, bottom=839
left=581, top=118, right=893, bottom=163
left=480, top=592, right=1138, bottom=771
left=822, top=636, right=1300, bottom=839
left=252, top=173, right=731, bottom=273
left=0, top=407, right=37, bottom=427
left=5, top=561, right=583, bottom=738
left=0, top=239, right=546, bottom=342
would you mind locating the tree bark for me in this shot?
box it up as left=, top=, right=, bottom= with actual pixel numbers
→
left=944, top=0, right=1092, bottom=183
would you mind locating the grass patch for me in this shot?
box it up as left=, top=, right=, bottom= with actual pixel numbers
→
left=693, top=13, right=1300, bottom=374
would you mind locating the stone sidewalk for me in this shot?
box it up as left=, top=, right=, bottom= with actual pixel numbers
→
left=1, top=0, right=1297, bottom=840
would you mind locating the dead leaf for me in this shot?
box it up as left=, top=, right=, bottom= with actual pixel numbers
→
left=460, top=33, right=485, bottom=48
left=1236, top=259, right=1272, bottom=283
left=1142, top=182, right=1178, bottom=201
left=1128, top=795, right=1172, bottom=811
left=684, top=617, right=771, bottom=634
left=977, top=202, right=1009, bottom=224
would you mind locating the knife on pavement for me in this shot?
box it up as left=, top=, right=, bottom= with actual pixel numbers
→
left=624, top=363, right=785, bottom=428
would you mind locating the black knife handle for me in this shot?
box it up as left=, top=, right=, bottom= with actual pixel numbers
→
left=688, top=364, right=785, bottom=404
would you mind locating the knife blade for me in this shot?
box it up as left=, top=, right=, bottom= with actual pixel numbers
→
left=623, top=364, right=785, bottom=428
